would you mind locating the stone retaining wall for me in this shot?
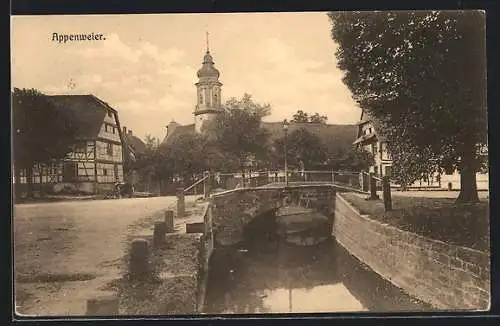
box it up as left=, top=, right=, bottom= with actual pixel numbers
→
left=333, top=193, right=491, bottom=310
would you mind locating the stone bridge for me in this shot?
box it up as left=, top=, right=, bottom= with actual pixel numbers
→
left=209, top=184, right=369, bottom=247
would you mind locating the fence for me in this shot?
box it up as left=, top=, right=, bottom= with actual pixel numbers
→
left=182, top=170, right=394, bottom=212
left=183, top=170, right=365, bottom=196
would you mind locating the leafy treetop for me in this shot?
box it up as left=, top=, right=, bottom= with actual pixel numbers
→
left=329, top=11, right=486, bottom=201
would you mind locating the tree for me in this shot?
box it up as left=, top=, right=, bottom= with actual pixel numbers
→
left=156, top=133, right=210, bottom=184
left=143, top=134, right=159, bottom=151
left=291, top=110, right=328, bottom=124
left=12, top=88, right=79, bottom=198
left=127, top=134, right=160, bottom=191
left=309, top=113, right=328, bottom=124
left=273, top=128, right=328, bottom=170
left=329, top=11, right=487, bottom=202
left=291, top=110, right=309, bottom=123
left=203, top=93, right=271, bottom=184
left=340, top=147, right=375, bottom=172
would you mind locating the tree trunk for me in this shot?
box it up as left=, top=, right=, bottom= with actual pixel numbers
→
left=26, top=165, right=34, bottom=198
left=456, top=147, right=480, bottom=203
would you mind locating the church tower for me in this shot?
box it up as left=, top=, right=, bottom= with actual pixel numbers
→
left=194, top=32, right=223, bottom=133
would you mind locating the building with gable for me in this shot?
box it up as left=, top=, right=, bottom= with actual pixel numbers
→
left=15, top=95, right=126, bottom=195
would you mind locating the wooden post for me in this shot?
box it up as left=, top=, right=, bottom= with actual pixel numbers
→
left=86, top=293, right=119, bottom=316
left=203, top=171, right=210, bottom=199
left=176, top=187, right=185, bottom=218
left=382, top=176, right=392, bottom=211
left=165, top=210, right=175, bottom=233
left=368, top=173, right=379, bottom=200
left=129, top=238, right=151, bottom=282
left=153, top=222, right=166, bottom=248
left=331, top=171, right=335, bottom=183
left=359, top=173, right=365, bottom=192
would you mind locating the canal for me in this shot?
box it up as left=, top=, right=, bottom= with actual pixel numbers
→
left=204, top=237, right=434, bottom=314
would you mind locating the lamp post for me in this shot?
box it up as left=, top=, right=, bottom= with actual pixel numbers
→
left=283, top=119, right=290, bottom=187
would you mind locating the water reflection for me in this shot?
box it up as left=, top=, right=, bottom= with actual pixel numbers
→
left=204, top=238, right=433, bottom=314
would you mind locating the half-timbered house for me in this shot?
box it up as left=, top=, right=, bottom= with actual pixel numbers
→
left=16, top=94, right=126, bottom=194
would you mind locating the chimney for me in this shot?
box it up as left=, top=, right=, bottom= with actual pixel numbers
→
left=122, top=126, right=127, bottom=134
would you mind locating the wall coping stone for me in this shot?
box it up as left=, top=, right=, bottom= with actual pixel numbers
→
left=336, top=193, right=489, bottom=257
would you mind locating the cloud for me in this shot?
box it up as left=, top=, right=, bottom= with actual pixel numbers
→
left=158, top=94, right=190, bottom=109
left=70, top=33, right=142, bottom=63
left=131, top=87, right=151, bottom=96
left=221, top=37, right=359, bottom=124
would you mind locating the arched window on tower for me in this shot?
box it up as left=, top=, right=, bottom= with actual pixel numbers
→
left=199, top=89, right=204, bottom=105
left=205, top=88, right=211, bottom=107
left=214, top=89, right=218, bottom=106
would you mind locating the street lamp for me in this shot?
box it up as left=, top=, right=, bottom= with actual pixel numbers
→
left=283, top=119, right=290, bottom=187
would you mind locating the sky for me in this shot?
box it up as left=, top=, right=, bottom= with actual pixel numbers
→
left=11, top=12, right=361, bottom=141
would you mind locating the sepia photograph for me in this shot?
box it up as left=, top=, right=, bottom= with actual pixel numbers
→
left=11, top=11, right=490, bottom=317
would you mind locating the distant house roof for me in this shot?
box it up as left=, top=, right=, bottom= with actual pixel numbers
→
left=48, top=94, right=117, bottom=139
left=121, top=131, right=148, bottom=166
left=124, top=132, right=147, bottom=155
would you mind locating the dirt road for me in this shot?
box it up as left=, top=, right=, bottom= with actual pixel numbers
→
left=13, top=196, right=194, bottom=316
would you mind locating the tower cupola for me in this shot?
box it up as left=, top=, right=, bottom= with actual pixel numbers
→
left=194, top=31, right=224, bottom=134
left=197, top=51, right=220, bottom=79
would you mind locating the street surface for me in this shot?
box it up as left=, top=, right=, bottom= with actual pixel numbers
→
left=14, top=196, right=195, bottom=316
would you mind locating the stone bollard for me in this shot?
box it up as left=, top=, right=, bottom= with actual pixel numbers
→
left=382, top=176, right=392, bottom=211
left=176, top=188, right=185, bottom=218
left=86, top=293, right=119, bottom=316
left=129, top=238, right=151, bottom=282
left=153, top=222, right=167, bottom=248
left=165, top=210, right=175, bottom=233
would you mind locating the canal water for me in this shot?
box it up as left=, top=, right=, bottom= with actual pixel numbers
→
left=204, top=236, right=434, bottom=314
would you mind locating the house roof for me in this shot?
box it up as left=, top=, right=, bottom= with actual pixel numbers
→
left=355, top=109, right=386, bottom=143
left=353, top=132, right=376, bottom=145
left=47, top=94, right=116, bottom=139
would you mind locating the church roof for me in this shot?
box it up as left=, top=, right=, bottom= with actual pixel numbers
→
left=159, top=120, right=356, bottom=156
left=263, top=122, right=357, bottom=154
left=161, top=123, right=196, bottom=146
